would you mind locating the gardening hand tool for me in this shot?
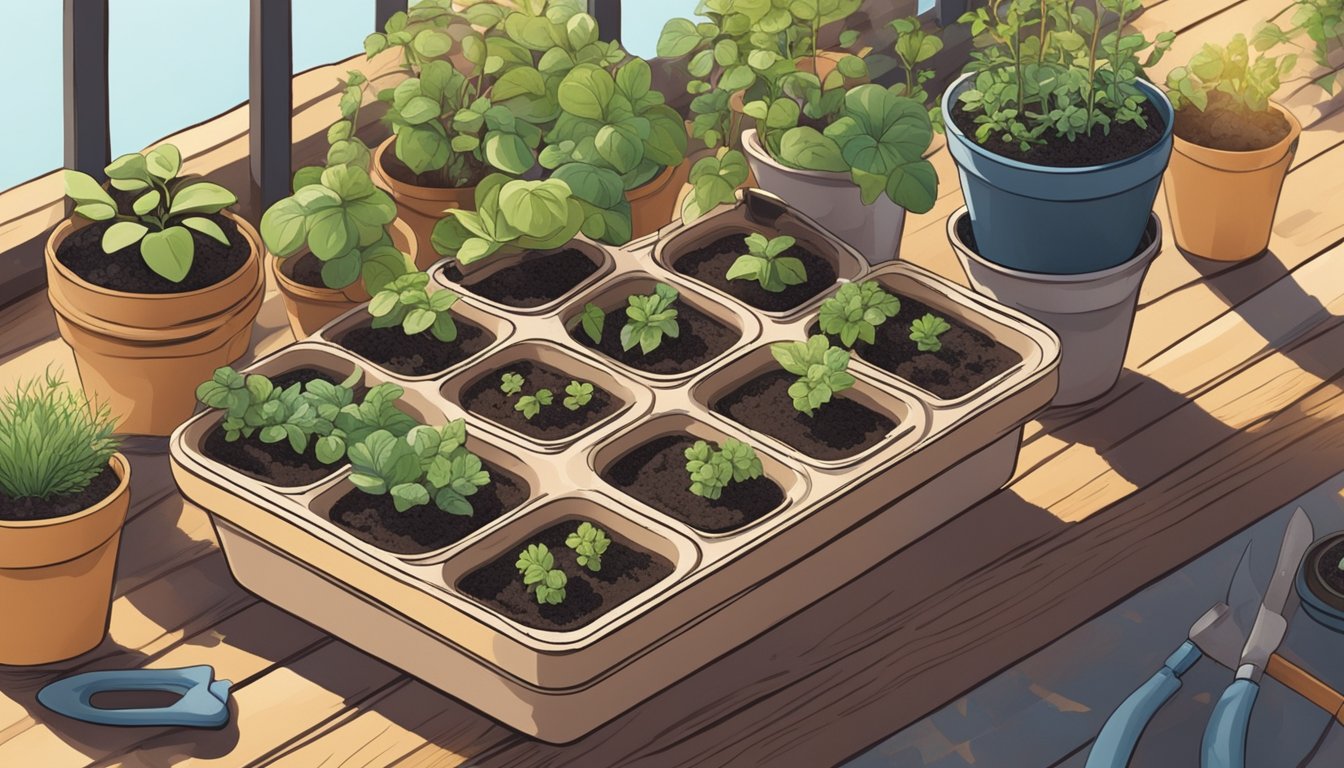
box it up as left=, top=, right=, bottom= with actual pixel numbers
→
left=37, top=665, right=232, bottom=728
left=1201, top=508, right=1314, bottom=768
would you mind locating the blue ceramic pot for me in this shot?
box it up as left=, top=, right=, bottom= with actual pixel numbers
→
left=1297, top=533, right=1344, bottom=634
left=942, top=72, right=1174, bottom=275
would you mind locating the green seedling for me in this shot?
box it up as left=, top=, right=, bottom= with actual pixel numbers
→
left=1165, top=32, right=1297, bottom=114
left=771, top=335, right=857, bottom=416
left=910, top=313, right=951, bottom=353
left=726, top=233, right=807, bottom=293
left=681, top=147, right=750, bottom=223
left=579, top=302, right=606, bottom=345
left=818, top=280, right=901, bottom=347
left=684, top=438, right=764, bottom=500
left=432, top=174, right=584, bottom=265
left=500, top=372, right=525, bottom=396
left=563, top=380, right=594, bottom=411
left=346, top=420, right=490, bottom=515
left=622, top=283, right=680, bottom=354
left=565, top=522, right=611, bottom=572
left=368, top=272, right=459, bottom=342
left=64, top=144, right=238, bottom=283
left=0, top=371, right=120, bottom=500
left=516, top=543, right=567, bottom=605
left=515, top=389, right=553, bottom=420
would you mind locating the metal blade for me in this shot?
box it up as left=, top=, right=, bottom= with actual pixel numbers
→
left=1226, top=540, right=1261, bottom=632
left=1189, top=603, right=1243, bottom=669
left=1238, top=508, right=1314, bottom=673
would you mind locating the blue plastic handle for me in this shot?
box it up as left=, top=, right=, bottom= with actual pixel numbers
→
left=1086, top=641, right=1202, bottom=768
left=1202, top=678, right=1258, bottom=768
left=37, top=665, right=232, bottom=729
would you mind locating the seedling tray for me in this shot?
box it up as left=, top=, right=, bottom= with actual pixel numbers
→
left=170, top=191, right=1060, bottom=742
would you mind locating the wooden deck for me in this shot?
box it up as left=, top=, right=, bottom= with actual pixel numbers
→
left=1, top=0, right=1342, bottom=765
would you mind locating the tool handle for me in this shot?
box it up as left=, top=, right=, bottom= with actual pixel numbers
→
left=1086, top=641, right=1201, bottom=768
left=1201, top=678, right=1259, bottom=768
left=1265, top=654, right=1344, bottom=720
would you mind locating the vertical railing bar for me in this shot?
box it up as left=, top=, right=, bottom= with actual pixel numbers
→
left=249, top=0, right=293, bottom=217
left=375, top=0, right=407, bottom=33
left=589, top=0, right=621, bottom=43
left=64, top=0, right=111, bottom=180
left=937, top=0, right=969, bottom=27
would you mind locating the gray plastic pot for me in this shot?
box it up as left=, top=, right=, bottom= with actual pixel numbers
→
left=949, top=207, right=1160, bottom=406
left=741, top=129, right=906, bottom=264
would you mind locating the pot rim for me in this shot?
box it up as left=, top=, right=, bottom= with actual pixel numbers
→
left=941, top=71, right=1175, bottom=176
left=742, top=129, right=855, bottom=184
left=46, top=209, right=261, bottom=302
left=948, top=206, right=1163, bottom=283
left=1172, top=100, right=1303, bottom=166
left=0, top=453, right=130, bottom=531
left=626, top=161, right=682, bottom=202
left=1308, top=532, right=1344, bottom=600
left=373, top=136, right=478, bottom=202
left=271, top=217, right=414, bottom=303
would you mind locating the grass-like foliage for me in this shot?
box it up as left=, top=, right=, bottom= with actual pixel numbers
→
left=0, top=372, right=121, bottom=500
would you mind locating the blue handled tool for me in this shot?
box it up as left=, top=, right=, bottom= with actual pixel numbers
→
left=37, top=665, right=232, bottom=729
left=1201, top=508, right=1314, bottom=768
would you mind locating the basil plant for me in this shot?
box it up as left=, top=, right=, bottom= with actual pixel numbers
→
left=64, top=144, right=238, bottom=283
left=431, top=173, right=584, bottom=265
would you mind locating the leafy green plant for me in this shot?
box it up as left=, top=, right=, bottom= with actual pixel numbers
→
left=563, top=380, right=593, bottom=410
left=500, top=372, right=525, bottom=396
left=1165, top=33, right=1297, bottom=114
left=517, top=543, right=568, bottom=604
left=565, top=521, right=611, bottom=572
left=956, top=0, right=1174, bottom=152
left=622, top=283, right=680, bottom=354
left=1269, top=0, right=1343, bottom=93
left=771, top=335, right=857, bottom=416
left=684, top=438, right=764, bottom=500
left=681, top=147, right=750, bottom=223
left=347, top=420, right=490, bottom=515
left=368, top=272, right=460, bottom=342
left=725, top=233, right=806, bottom=292
left=515, top=389, right=554, bottom=419
left=0, top=372, right=120, bottom=501
left=818, top=280, right=901, bottom=347
left=431, top=173, right=584, bottom=266
left=260, top=163, right=411, bottom=294
left=910, top=313, right=951, bottom=353
left=294, top=70, right=374, bottom=187
left=64, top=144, right=238, bottom=283
left=579, top=302, right=606, bottom=344
left=889, top=17, right=945, bottom=130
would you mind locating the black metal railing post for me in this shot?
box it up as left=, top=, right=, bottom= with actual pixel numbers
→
left=937, top=0, right=968, bottom=26
left=589, top=0, right=621, bottom=43
left=250, top=0, right=292, bottom=216
left=375, top=0, right=407, bottom=32
left=64, top=0, right=111, bottom=180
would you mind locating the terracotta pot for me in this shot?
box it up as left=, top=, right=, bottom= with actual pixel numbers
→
left=628, top=161, right=690, bottom=240
left=372, top=137, right=475, bottom=264
left=45, top=213, right=264, bottom=436
left=1163, top=102, right=1302, bottom=262
left=0, top=454, right=131, bottom=665
left=272, top=217, right=416, bottom=339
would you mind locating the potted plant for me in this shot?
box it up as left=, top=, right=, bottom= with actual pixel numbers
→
left=49, top=144, right=263, bottom=435
left=1161, top=29, right=1304, bottom=262
left=1298, top=531, right=1344, bottom=634
left=944, top=0, right=1175, bottom=274
left=0, top=373, right=128, bottom=665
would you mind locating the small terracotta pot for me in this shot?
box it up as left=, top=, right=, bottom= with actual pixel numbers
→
left=628, top=161, right=690, bottom=240
left=45, top=213, right=264, bottom=436
left=1163, top=102, right=1302, bottom=262
left=372, top=137, right=475, bottom=264
left=273, top=218, right=416, bottom=339
left=0, top=454, right=131, bottom=665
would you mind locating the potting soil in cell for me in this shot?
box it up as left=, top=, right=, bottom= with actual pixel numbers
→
left=574, top=302, right=739, bottom=375
left=713, top=370, right=895, bottom=461
left=950, top=99, right=1166, bottom=167
left=602, top=434, right=785, bottom=533
left=336, top=319, right=493, bottom=377
left=56, top=213, right=250, bottom=293
left=441, top=249, right=598, bottom=308
left=459, top=520, right=674, bottom=632
left=0, top=466, right=120, bottom=522
left=673, top=233, right=837, bottom=312
left=460, top=360, right=616, bottom=439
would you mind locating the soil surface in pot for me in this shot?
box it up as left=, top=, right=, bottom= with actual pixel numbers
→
left=379, top=149, right=488, bottom=190
left=441, top=249, right=598, bottom=308
left=815, top=293, right=1021, bottom=400
left=573, top=302, right=738, bottom=376
left=287, top=251, right=329, bottom=288
left=201, top=368, right=359, bottom=487
left=713, top=370, right=895, bottom=460
left=328, top=463, right=528, bottom=555
left=951, top=99, right=1164, bottom=167
left=335, top=318, right=493, bottom=377
left=459, top=360, right=617, bottom=440
left=0, top=465, right=121, bottom=522
left=1174, top=93, right=1292, bottom=152
left=602, top=434, right=784, bottom=533
left=671, top=233, right=837, bottom=312
left=459, top=520, right=674, bottom=632
left=56, top=213, right=250, bottom=294
left=1315, top=539, right=1344, bottom=602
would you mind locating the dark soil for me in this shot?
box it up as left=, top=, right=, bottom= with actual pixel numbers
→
left=334, top=319, right=493, bottom=377
left=200, top=368, right=359, bottom=488
left=288, top=250, right=327, bottom=288
left=379, top=148, right=489, bottom=189
left=55, top=213, right=250, bottom=293
left=1174, top=92, right=1292, bottom=152
left=952, top=99, right=1165, bottom=167
left=602, top=434, right=785, bottom=533
left=459, top=360, right=617, bottom=440
left=441, top=249, right=598, bottom=308
left=1313, top=538, right=1344, bottom=603
left=0, top=465, right=121, bottom=522
left=573, top=302, right=738, bottom=376
left=459, top=520, right=674, bottom=631
left=815, top=293, right=1021, bottom=400
left=713, top=370, right=895, bottom=461
left=327, top=464, right=528, bottom=555
left=671, top=233, right=837, bottom=312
